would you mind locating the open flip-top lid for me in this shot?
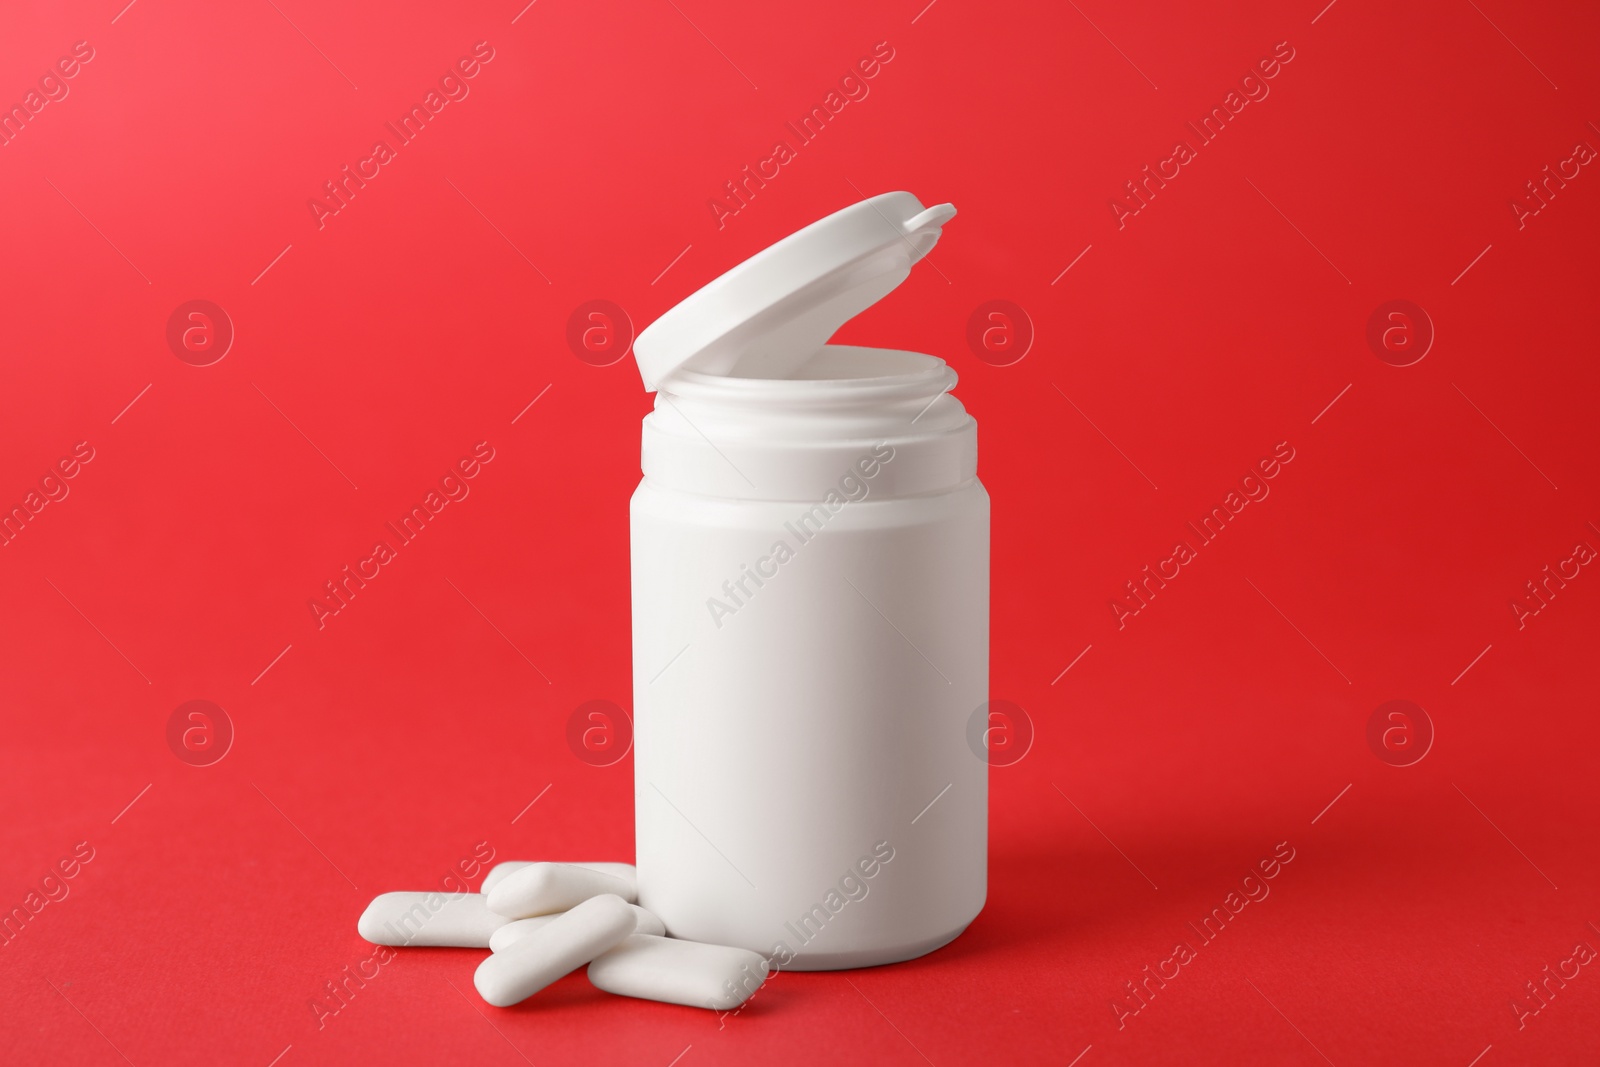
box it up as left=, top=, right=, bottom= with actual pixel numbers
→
left=633, top=191, right=956, bottom=391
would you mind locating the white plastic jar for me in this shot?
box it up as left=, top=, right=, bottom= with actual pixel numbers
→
left=629, top=194, right=987, bottom=970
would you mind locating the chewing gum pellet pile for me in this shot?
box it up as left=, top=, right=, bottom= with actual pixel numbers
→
left=358, top=860, right=770, bottom=1010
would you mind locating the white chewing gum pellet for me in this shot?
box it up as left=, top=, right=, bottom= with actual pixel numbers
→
left=487, top=914, right=561, bottom=952
left=480, top=861, right=529, bottom=895
left=625, top=904, right=666, bottom=937
left=357, top=892, right=511, bottom=947
left=481, top=861, right=636, bottom=896
left=489, top=904, right=664, bottom=952
left=588, top=934, right=770, bottom=1011
left=473, top=893, right=636, bottom=1007
left=486, top=862, right=637, bottom=918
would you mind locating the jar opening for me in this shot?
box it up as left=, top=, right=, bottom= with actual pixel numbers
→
left=769, top=347, right=939, bottom=382
left=642, top=345, right=974, bottom=498
left=662, top=346, right=953, bottom=401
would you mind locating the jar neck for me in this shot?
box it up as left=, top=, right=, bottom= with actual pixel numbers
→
left=643, top=346, right=977, bottom=501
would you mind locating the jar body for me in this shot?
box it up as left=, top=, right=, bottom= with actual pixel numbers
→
left=630, top=347, right=988, bottom=970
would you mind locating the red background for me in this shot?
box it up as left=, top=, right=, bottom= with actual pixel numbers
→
left=2, top=0, right=1597, bottom=1064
